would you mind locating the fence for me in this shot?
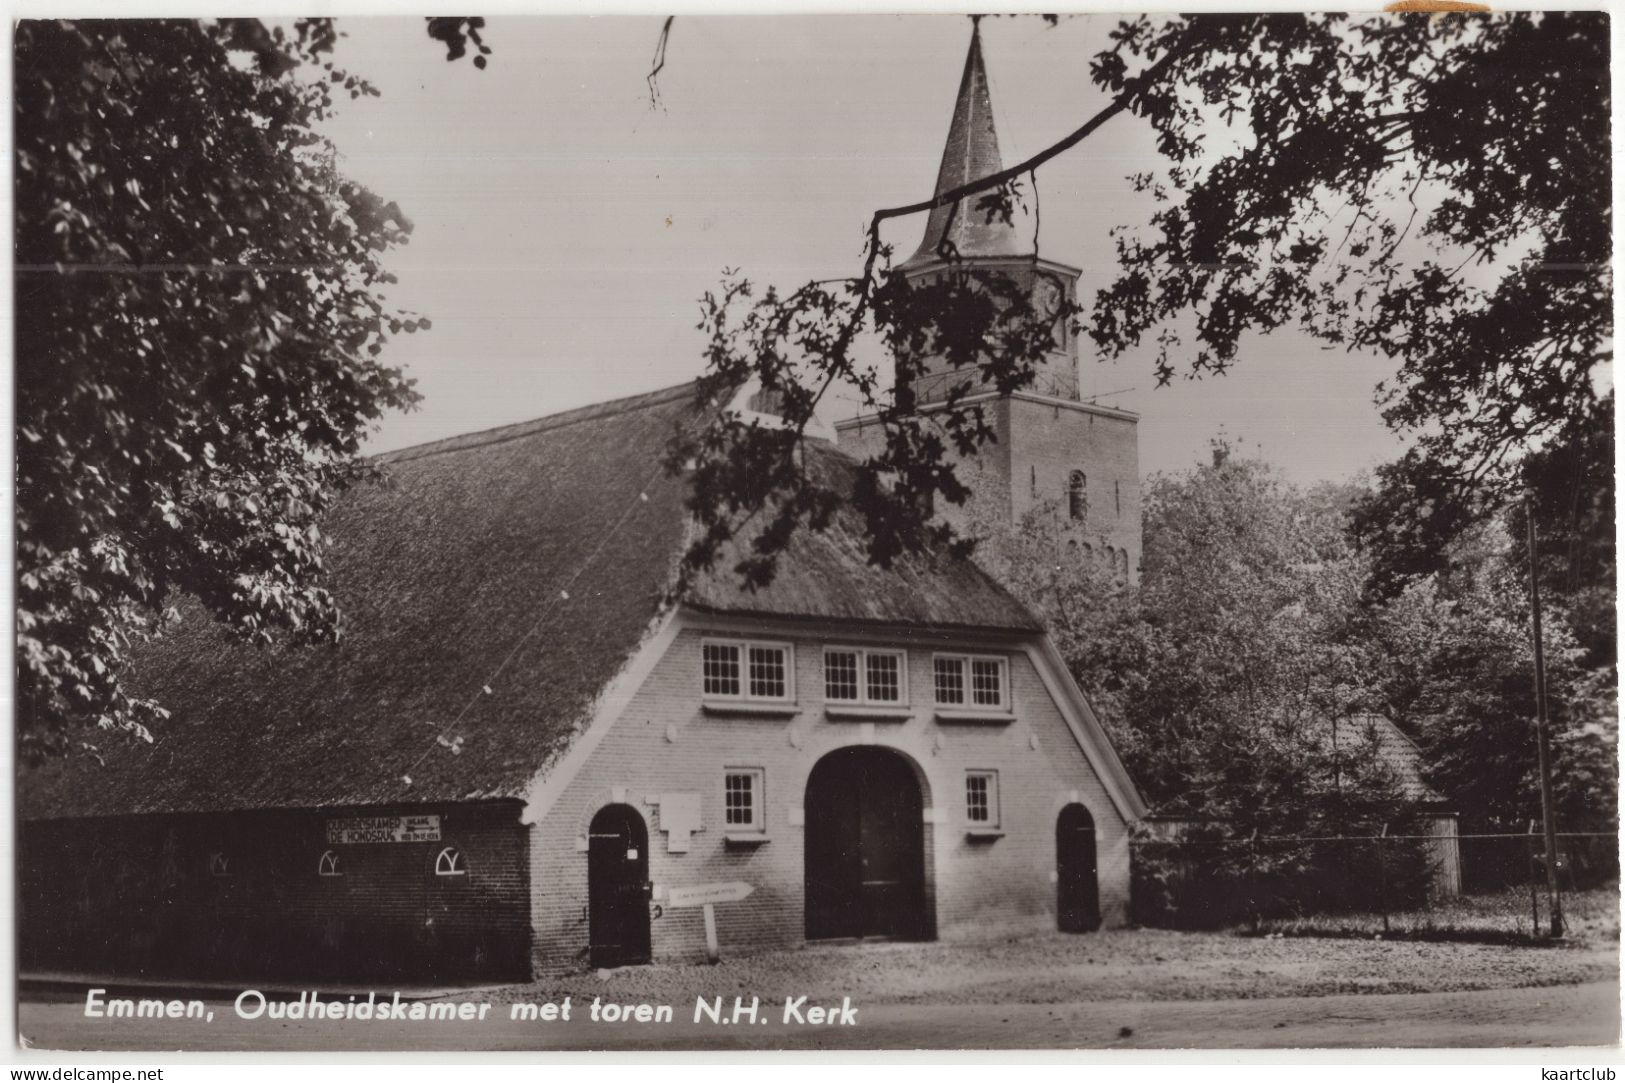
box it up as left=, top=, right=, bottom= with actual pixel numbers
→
left=1130, top=827, right=1618, bottom=935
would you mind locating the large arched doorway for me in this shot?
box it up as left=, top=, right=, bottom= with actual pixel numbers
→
left=588, top=804, right=651, bottom=967
left=1056, top=803, right=1101, bottom=932
left=804, top=746, right=931, bottom=941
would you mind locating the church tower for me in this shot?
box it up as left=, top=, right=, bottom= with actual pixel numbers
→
left=835, top=23, right=1141, bottom=582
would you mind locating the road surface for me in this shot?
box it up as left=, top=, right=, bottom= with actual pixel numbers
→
left=18, top=980, right=1620, bottom=1051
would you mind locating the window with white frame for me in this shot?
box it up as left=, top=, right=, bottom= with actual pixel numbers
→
left=703, top=641, right=741, bottom=697
left=933, top=654, right=1008, bottom=710
left=723, top=768, right=764, bottom=832
left=965, top=770, right=1000, bottom=827
left=703, top=639, right=793, bottom=702
left=933, top=656, right=965, bottom=705
left=434, top=847, right=466, bottom=877
left=824, top=647, right=906, bottom=704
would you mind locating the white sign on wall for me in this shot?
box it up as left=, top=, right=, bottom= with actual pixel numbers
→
left=325, top=815, right=442, bottom=845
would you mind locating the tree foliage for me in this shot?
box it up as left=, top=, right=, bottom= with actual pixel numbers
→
left=980, top=447, right=1414, bottom=829
left=977, top=450, right=1435, bottom=923
left=1091, top=12, right=1609, bottom=493
left=14, top=19, right=441, bottom=756
left=981, top=445, right=1616, bottom=840
left=673, top=12, right=1609, bottom=603
left=1369, top=520, right=1618, bottom=833
left=667, top=257, right=1073, bottom=590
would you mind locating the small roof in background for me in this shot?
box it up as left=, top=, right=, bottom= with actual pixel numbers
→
left=19, top=382, right=1039, bottom=819
left=1335, top=713, right=1448, bottom=808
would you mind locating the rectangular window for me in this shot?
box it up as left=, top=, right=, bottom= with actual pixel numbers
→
left=724, top=768, right=763, bottom=831
left=825, top=647, right=907, bottom=705
left=703, top=639, right=792, bottom=702
left=965, top=771, right=999, bottom=827
left=747, top=645, right=787, bottom=699
left=934, top=654, right=1008, bottom=710
left=703, top=642, right=740, bottom=697
left=865, top=652, right=902, bottom=703
left=933, top=656, right=965, bottom=705
left=824, top=650, right=860, bottom=701
left=970, top=659, right=1004, bottom=707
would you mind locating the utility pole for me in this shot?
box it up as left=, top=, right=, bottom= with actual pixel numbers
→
left=1526, top=497, right=1564, bottom=938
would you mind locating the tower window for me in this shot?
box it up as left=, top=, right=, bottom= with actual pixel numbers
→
left=1068, top=471, right=1086, bottom=521
left=1030, top=465, right=1038, bottom=498
left=434, top=847, right=466, bottom=877
left=1115, top=480, right=1121, bottom=516
left=318, top=850, right=342, bottom=877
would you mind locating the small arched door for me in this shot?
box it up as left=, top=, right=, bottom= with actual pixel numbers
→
left=1056, top=803, right=1101, bottom=933
left=588, top=804, right=651, bottom=967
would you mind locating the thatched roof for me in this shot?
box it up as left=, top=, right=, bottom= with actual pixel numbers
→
left=20, top=382, right=1039, bottom=820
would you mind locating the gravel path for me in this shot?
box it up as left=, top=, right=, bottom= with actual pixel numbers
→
left=476, top=925, right=1620, bottom=1007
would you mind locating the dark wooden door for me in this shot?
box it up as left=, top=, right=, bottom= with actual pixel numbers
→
left=1056, top=803, right=1101, bottom=932
left=588, top=804, right=651, bottom=967
left=805, top=747, right=927, bottom=941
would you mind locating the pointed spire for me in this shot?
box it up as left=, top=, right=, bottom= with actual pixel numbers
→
left=905, top=19, right=1028, bottom=267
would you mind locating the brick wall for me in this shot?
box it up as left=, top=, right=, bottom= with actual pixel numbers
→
left=527, top=619, right=1133, bottom=973
left=18, top=801, right=530, bottom=983
left=1005, top=396, right=1141, bottom=582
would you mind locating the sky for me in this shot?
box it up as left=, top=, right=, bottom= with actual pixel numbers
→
left=321, top=15, right=1405, bottom=483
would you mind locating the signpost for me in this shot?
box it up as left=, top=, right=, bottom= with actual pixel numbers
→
left=663, top=881, right=754, bottom=963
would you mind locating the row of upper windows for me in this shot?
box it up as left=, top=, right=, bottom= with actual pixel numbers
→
left=701, top=639, right=1009, bottom=710
left=722, top=766, right=1001, bottom=832
left=202, top=847, right=467, bottom=880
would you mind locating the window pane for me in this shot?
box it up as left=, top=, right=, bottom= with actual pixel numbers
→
left=865, top=653, right=901, bottom=703
left=966, top=774, right=990, bottom=823
left=934, top=657, right=964, bottom=705
left=970, top=659, right=1003, bottom=707
left=724, top=771, right=756, bottom=828
left=748, top=646, right=787, bottom=699
left=825, top=651, right=859, bottom=701
left=703, top=643, right=740, bottom=697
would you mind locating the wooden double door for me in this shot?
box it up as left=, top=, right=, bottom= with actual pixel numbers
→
left=804, top=747, right=931, bottom=941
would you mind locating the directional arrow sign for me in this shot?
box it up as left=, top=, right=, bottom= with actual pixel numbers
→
left=666, top=881, right=754, bottom=908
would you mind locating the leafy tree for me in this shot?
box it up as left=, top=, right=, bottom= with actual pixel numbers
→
left=980, top=447, right=1409, bottom=821
left=975, top=448, right=1430, bottom=922
left=12, top=19, right=464, bottom=756
left=673, top=12, right=1609, bottom=602
left=1091, top=13, right=1609, bottom=492
left=1351, top=391, right=1615, bottom=671
left=1369, top=519, right=1618, bottom=834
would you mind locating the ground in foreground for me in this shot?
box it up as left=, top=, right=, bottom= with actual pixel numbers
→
left=18, top=919, right=1620, bottom=1051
